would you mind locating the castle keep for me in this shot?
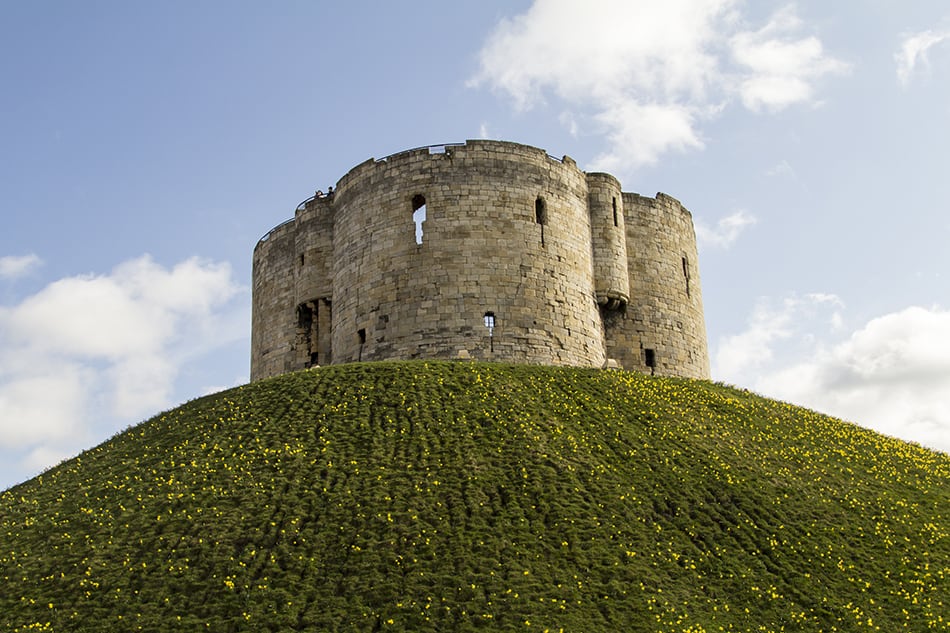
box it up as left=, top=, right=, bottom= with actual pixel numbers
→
left=251, top=140, right=709, bottom=380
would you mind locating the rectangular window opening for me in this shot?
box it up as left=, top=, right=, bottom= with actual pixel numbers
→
left=644, top=348, right=656, bottom=374
left=535, top=197, right=547, bottom=247
left=484, top=311, right=496, bottom=352
left=297, top=300, right=322, bottom=367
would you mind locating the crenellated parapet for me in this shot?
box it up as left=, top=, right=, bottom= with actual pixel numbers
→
left=251, top=140, right=709, bottom=381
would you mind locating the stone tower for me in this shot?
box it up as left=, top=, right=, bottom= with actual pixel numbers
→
left=251, top=140, right=709, bottom=380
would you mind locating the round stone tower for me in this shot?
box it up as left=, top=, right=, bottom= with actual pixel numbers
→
left=250, top=140, right=709, bottom=381
left=602, top=193, right=710, bottom=378
left=329, top=141, right=605, bottom=366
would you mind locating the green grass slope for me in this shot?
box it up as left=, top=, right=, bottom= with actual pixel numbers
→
left=1, top=362, right=947, bottom=632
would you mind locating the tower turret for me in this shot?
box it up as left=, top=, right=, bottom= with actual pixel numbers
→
left=587, top=172, right=629, bottom=310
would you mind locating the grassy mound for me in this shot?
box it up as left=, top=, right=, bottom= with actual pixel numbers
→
left=1, top=362, right=947, bottom=632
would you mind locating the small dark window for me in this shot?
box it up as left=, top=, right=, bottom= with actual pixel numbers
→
left=535, top=197, right=547, bottom=225
left=297, top=303, right=312, bottom=326
left=612, top=197, right=618, bottom=227
left=358, top=328, right=366, bottom=344
left=299, top=253, right=305, bottom=266
left=682, top=256, right=690, bottom=297
left=411, top=194, right=427, bottom=245
left=535, top=196, right=547, bottom=246
left=644, top=348, right=656, bottom=370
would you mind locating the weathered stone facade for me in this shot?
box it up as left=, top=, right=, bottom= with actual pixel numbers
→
left=251, top=140, right=709, bottom=380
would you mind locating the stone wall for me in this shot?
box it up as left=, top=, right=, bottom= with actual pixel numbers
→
left=330, top=141, right=604, bottom=367
left=251, top=220, right=297, bottom=379
left=250, top=140, right=710, bottom=381
left=293, top=197, right=334, bottom=367
left=603, top=193, right=710, bottom=378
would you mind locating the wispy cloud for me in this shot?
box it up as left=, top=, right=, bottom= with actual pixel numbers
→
left=695, top=210, right=757, bottom=249
left=470, top=0, right=848, bottom=174
left=0, top=255, right=247, bottom=481
left=715, top=293, right=843, bottom=378
left=0, top=254, right=42, bottom=280
left=730, top=5, right=849, bottom=112
left=716, top=298, right=950, bottom=454
left=766, top=160, right=797, bottom=178
left=590, top=101, right=705, bottom=173
left=896, top=27, right=950, bottom=86
left=558, top=111, right=580, bottom=137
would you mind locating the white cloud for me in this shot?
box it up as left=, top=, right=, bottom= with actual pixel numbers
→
left=715, top=293, right=841, bottom=378
left=558, top=111, right=580, bottom=137
left=3, top=256, right=238, bottom=359
left=0, top=367, right=91, bottom=448
left=589, top=101, right=704, bottom=171
left=896, top=28, right=950, bottom=86
left=716, top=299, right=950, bottom=454
left=471, top=0, right=848, bottom=172
left=766, top=159, right=796, bottom=178
left=22, top=445, right=74, bottom=474
left=108, top=355, right=178, bottom=419
left=470, top=0, right=730, bottom=107
left=0, top=255, right=247, bottom=480
left=0, top=254, right=42, bottom=280
left=730, top=5, right=849, bottom=112
left=695, top=209, right=757, bottom=249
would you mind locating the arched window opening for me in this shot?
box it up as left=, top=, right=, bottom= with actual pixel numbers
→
left=612, top=197, right=618, bottom=227
left=644, top=348, right=656, bottom=375
left=535, top=196, right=547, bottom=247
left=411, top=194, right=427, bottom=245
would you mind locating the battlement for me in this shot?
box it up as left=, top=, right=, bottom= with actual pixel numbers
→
left=251, top=140, right=709, bottom=380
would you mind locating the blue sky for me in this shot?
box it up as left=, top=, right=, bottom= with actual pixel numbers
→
left=2, top=0, right=949, bottom=489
